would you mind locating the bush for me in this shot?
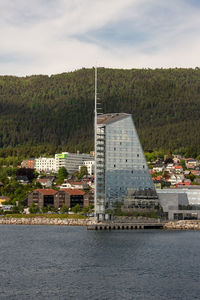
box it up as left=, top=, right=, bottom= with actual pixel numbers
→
left=71, top=204, right=81, bottom=213
left=29, top=203, right=40, bottom=214
left=60, top=204, right=68, bottom=213
left=41, top=206, right=49, bottom=213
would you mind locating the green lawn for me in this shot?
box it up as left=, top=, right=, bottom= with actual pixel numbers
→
left=0, top=213, right=87, bottom=219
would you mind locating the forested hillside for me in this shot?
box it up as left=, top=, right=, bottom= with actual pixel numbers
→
left=0, top=67, right=200, bottom=158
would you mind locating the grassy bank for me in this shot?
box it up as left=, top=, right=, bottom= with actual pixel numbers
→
left=0, top=213, right=87, bottom=219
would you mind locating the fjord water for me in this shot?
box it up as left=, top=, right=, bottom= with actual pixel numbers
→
left=0, top=226, right=200, bottom=300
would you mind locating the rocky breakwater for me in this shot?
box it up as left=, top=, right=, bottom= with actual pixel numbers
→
left=0, top=217, right=96, bottom=226
left=164, top=220, right=200, bottom=230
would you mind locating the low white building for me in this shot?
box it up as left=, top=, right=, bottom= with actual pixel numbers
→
left=168, top=174, right=184, bottom=185
left=79, top=160, right=95, bottom=175
left=60, top=181, right=89, bottom=190
left=35, top=157, right=56, bottom=173
left=152, top=166, right=164, bottom=173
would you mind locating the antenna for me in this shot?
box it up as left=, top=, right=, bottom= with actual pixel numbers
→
left=94, top=67, right=97, bottom=216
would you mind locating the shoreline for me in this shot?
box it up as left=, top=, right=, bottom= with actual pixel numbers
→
left=163, top=220, right=200, bottom=230
left=1, top=217, right=200, bottom=230
left=0, top=216, right=96, bottom=226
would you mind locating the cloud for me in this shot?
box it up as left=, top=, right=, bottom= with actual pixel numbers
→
left=0, top=0, right=200, bottom=76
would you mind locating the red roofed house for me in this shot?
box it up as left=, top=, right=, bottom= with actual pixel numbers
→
left=60, top=189, right=85, bottom=208
left=36, top=178, right=52, bottom=188
left=28, top=188, right=93, bottom=209
left=28, top=189, right=58, bottom=208
left=174, top=165, right=183, bottom=174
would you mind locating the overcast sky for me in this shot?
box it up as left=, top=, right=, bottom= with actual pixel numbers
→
left=0, top=0, right=200, bottom=76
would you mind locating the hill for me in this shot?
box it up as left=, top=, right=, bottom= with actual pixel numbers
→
left=0, top=67, right=200, bottom=158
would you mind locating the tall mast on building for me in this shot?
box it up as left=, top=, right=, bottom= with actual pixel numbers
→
left=94, top=67, right=97, bottom=217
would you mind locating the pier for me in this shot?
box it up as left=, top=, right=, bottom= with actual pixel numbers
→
left=87, top=222, right=164, bottom=230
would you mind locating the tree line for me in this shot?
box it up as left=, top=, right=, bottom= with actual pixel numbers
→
left=1, top=67, right=200, bottom=158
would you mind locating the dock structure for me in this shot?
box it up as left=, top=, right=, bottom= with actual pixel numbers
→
left=87, top=222, right=164, bottom=230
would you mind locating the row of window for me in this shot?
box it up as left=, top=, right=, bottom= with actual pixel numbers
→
left=112, top=164, right=145, bottom=169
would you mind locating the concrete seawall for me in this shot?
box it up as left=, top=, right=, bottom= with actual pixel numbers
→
left=0, top=217, right=96, bottom=226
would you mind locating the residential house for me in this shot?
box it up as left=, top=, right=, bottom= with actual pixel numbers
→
left=168, top=174, right=184, bottom=185
left=174, top=166, right=183, bottom=174
left=36, top=178, right=52, bottom=188
left=152, top=165, right=164, bottom=173
left=60, top=181, right=89, bottom=190
left=173, top=155, right=181, bottom=164
left=28, top=188, right=91, bottom=209
left=191, top=170, right=200, bottom=176
left=185, top=159, right=199, bottom=169
left=165, top=163, right=174, bottom=172
left=16, top=176, right=29, bottom=185
left=28, top=189, right=58, bottom=208
left=59, top=189, right=85, bottom=208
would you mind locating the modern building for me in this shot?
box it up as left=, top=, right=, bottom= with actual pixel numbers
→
left=55, top=152, right=93, bottom=174
left=95, top=113, right=159, bottom=220
left=157, top=188, right=200, bottom=220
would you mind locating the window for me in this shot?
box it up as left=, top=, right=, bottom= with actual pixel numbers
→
left=114, top=164, right=116, bottom=168
left=137, top=154, right=139, bottom=157
left=114, top=147, right=116, bottom=151
left=126, top=159, right=127, bottom=162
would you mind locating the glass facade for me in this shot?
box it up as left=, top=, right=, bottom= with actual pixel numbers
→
left=95, top=114, right=155, bottom=216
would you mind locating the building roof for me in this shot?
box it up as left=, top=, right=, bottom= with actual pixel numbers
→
left=60, top=189, right=85, bottom=195
left=69, top=181, right=85, bottom=185
left=34, top=189, right=58, bottom=195
left=36, top=179, right=51, bottom=183
left=174, top=166, right=182, bottom=169
left=97, top=113, right=130, bottom=125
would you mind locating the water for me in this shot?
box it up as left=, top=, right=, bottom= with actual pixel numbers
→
left=0, top=226, right=200, bottom=300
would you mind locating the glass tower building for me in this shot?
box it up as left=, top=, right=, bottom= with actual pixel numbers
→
left=95, top=113, right=158, bottom=220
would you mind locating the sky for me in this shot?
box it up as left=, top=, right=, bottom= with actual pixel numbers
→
left=0, top=0, right=200, bottom=76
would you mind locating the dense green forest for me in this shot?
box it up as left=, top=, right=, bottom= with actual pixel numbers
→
left=0, top=67, right=200, bottom=159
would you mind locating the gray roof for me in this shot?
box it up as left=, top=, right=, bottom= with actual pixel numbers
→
left=97, top=113, right=130, bottom=125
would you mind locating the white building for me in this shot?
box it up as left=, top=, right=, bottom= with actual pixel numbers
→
left=152, top=166, right=164, bottom=173
left=35, top=157, right=55, bottom=173
left=79, top=160, right=95, bottom=175
left=35, top=152, right=94, bottom=174
left=55, top=152, right=68, bottom=172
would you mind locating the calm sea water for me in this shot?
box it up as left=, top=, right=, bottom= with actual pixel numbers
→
left=0, top=226, right=200, bottom=300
